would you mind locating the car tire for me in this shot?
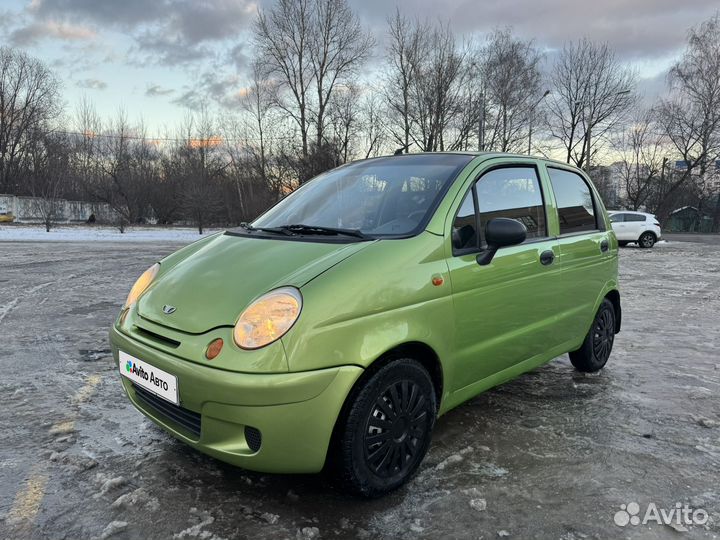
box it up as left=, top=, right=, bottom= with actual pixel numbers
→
left=618, top=241, right=629, bottom=247
left=638, top=231, right=656, bottom=248
left=569, top=298, right=616, bottom=373
left=335, top=358, right=437, bottom=497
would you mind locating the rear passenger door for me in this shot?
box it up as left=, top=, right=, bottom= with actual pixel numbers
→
left=624, top=213, right=647, bottom=240
left=447, top=164, right=564, bottom=391
left=545, top=166, right=613, bottom=344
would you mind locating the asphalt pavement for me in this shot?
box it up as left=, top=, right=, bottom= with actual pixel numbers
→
left=1, top=237, right=719, bottom=539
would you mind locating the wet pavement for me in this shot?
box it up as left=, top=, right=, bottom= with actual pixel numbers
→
left=1, top=238, right=719, bottom=539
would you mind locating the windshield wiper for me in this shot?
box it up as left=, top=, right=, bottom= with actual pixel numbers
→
left=238, top=222, right=294, bottom=236
left=278, top=224, right=369, bottom=239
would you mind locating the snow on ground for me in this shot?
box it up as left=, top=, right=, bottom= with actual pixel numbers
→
left=0, top=225, right=222, bottom=243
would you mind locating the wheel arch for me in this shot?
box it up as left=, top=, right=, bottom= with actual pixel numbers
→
left=345, top=341, right=443, bottom=412
left=323, top=341, right=444, bottom=471
left=604, top=289, right=622, bottom=334
left=639, top=230, right=657, bottom=241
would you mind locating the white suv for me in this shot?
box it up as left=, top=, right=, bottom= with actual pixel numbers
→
left=608, top=211, right=662, bottom=248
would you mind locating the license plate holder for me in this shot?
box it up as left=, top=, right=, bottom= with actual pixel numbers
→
left=119, top=351, right=179, bottom=405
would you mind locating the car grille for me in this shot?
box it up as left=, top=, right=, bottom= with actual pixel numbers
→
left=133, top=323, right=181, bottom=348
left=133, top=383, right=201, bottom=438
left=244, top=426, right=262, bottom=452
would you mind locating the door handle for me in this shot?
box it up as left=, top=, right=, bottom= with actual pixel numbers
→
left=539, top=250, right=555, bottom=266
left=600, top=239, right=609, bottom=252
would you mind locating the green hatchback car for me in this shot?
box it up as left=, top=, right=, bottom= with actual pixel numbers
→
left=110, top=152, right=620, bottom=497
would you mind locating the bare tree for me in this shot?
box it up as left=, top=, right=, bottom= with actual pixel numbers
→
left=220, top=63, right=289, bottom=221
left=170, top=110, right=227, bottom=234
left=655, top=13, right=720, bottom=226
left=0, top=47, right=61, bottom=193
left=27, top=131, right=71, bottom=232
left=254, top=0, right=314, bottom=158
left=326, top=84, right=360, bottom=163
left=408, top=23, right=472, bottom=152
left=480, top=29, right=543, bottom=153
left=254, top=0, right=372, bottom=182
left=383, top=10, right=427, bottom=152
left=310, top=0, right=373, bottom=149
left=546, top=39, right=635, bottom=169
left=241, top=61, right=275, bottom=192
left=71, top=96, right=103, bottom=200
left=89, top=110, right=156, bottom=232
left=96, top=110, right=134, bottom=232
left=358, top=90, right=387, bottom=158
left=612, top=109, right=667, bottom=210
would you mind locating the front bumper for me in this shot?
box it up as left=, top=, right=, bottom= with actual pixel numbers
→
left=110, top=326, right=363, bottom=473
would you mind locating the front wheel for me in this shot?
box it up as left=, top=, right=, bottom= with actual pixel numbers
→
left=569, top=298, right=616, bottom=373
left=638, top=231, right=656, bottom=248
left=335, top=359, right=437, bottom=497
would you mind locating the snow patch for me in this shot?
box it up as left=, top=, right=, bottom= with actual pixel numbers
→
left=0, top=298, right=19, bottom=324
left=434, top=446, right=474, bottom=471
left=0, top=225, right=222, bottom=243
left=99, top=520, right=127, bottom=539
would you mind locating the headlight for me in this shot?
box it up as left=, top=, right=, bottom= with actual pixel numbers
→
left=124, top=263, right=160, bottom=308
left=233, top=287, right=302, bottom=350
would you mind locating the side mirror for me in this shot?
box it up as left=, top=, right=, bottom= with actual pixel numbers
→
left=476, top=218, right=527, bottom=266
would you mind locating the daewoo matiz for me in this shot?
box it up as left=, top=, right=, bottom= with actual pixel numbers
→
left=110, top=153, right=621, bottom=497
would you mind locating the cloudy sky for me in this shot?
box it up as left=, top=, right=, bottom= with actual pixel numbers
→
left=1, top=0, right=718, bottom=133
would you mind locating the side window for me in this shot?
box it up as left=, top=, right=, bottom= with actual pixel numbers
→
left=609, top=213, right=624, bottom=223
left=625, top=214, right=646, bottom=222
left=475, top=167, right=547, bottom=246
left=452, top=189, right=478, bottom=252
left=548, top=168, right=598, bottom=234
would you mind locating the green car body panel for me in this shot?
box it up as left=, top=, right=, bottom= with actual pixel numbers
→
left=110, top=152, right=619, bottom=474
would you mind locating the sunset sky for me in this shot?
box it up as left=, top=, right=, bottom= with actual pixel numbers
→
left=1, top=0, right=718, bottom=133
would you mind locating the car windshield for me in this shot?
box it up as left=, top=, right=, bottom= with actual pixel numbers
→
left=251, top=154, right=473, bottom=238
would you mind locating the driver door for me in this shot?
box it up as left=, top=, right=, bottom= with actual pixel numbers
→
left=447, top=164, right=563, bottom=392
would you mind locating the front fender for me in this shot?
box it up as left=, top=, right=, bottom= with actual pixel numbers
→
left=281, top=234, right=457, bottom=402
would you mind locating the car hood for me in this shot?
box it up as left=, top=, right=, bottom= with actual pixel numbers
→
left=137, top=233, right=372, bottom=334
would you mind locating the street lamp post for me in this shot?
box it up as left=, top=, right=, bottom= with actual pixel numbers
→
left=479, top=92, right=485, bottom=152
left=472, top=61, right=486, bottom=152
left=585, top=122, right=592, bottom=175
left=528, top=90, right=550, bottom=155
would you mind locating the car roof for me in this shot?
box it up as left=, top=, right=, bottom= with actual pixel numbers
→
left=608, top=210, right=654, bottom=216
left=362, top=151, right=584, bottom=170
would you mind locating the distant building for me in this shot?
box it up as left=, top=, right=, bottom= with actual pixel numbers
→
left=667, top=206, right=714, bottom=233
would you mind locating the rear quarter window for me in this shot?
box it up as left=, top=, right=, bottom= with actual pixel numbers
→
left=547, top=167, right=598, bottom=235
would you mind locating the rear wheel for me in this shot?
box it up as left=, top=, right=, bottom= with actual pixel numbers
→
left=336, top=359, right=436, bottom=497
left=638, top=231, right=656, bottom=248
left=569, top=298, right=615, bottom=373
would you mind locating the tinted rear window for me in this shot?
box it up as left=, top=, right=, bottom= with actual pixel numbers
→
left=547, top=168, right=597, bottom=234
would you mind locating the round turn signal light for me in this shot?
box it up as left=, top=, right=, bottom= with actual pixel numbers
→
left=205, top=338, right=224, bottom=360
